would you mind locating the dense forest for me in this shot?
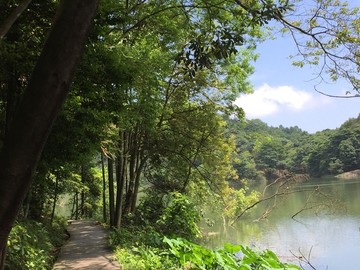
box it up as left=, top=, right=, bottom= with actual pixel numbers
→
left=0, top=0, right=359, bottom=269
left=228, top=114, right=360, bottom=180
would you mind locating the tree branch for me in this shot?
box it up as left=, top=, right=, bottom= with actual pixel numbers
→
left=314, top=87, right=360, bottom=98
left=0, top=0, right=32, bottom=40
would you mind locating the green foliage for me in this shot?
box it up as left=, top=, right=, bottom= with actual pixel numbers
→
left=157, top=192, right=201, bottom=239
left=227, top=118, right=311, bottom=180
left=5, top=218, right=67, bottom=270
left=164, top=237, right=241, bottom=269
left=110, top=225, right=180, bottom=269
left=134, top=192, right=201, bottom=240
left=110, top=226, right=299, bottom=270
left=108, top=175, right=298, bottom=270
left=114, top=246, right=179, bottom=270
left=223, top=187, right=260, bottom=222
left=239, top=245, right=300, bottom=270
left=228, top=115, right=360, bottom=179
left=109, top=226, right=163, bottom=249
left=164, top=237, right=300, bottom=270
left=285, top=0, right=360, bottom=92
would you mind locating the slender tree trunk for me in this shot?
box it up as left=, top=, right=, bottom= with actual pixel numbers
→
left=22, top=187, right=32, bottom=219
left=124, top=139, right=136, bottom=214
left=127, top=129, right=146, bottom=214
left=101, top=151, right=107, bottom=223
left=50, top=174, right=59, bottom=225
left=71, top=193, right=76, bottom=219
left=0, top=0, right=32, bottom=40
left=80, top=166, right=85, bottom=218
left=108, top=157, right=115, bottom=227
left=115, top=156, right=126, bottom=228
left=0, top=0, right=99, bottom=266
left=74, top=192, right=79, bottom=220
left=131, top=155, right=146, bottom=213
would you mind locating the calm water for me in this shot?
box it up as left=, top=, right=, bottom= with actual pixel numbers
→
left=206, top=177, right=360, bottom=270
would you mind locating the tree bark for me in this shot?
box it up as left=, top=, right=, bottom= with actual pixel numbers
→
left=115, top=156, right=126, bottom=228
left=101, top=150, right=107, bottom=223
left=74, top=192, right=79, bottom=220
left=0, top=0, right=32, bottom=40
left=131, top=154, right=146, bottom=213
left=80, top=165, right=86, bottom=218
left=50, top=174, right=59, bottom=225
left=0, top=0, right=99, bottom=265
left=108, top=157, right=115, bottom=226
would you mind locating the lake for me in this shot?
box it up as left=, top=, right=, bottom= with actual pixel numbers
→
left=205, top=177, right=360, bottom=270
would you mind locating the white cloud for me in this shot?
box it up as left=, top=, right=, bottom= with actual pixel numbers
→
left=234, top=84, right=313, bottom=118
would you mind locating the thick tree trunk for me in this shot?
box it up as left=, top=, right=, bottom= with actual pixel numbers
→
left=0, top=0, right=99, bottom=266
left=0, top=244, right=5, bottom=270
left=4, top=65, right=21, bottom=138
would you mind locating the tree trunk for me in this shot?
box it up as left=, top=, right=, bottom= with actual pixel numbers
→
left=80, top=165, right=86, bottom=218
left=131, top=155, right=146, bottom=213
left=0, top=0, right=99, bottom=267
left=74, top=192, right=79, bottom=220
left=4, top=64, right=21, bottom=138
left=50, top=174, right=59, bottom=225
left=71, top=192, right=76, bottom=219
left=0, top=0, right=32, bottom=40
left=21, top=187, right=31, bottom=219
left=101, top=150, right=107, bottom=223
left=108, top=157, right=115, bottom=227
left=0, top=244, right=5, bottom=270
left=115, top=156, right=126, bottom=228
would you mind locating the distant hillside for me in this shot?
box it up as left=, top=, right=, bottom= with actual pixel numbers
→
left=226, top=114, right=360, bottom=180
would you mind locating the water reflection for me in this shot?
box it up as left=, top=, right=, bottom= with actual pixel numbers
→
left=205, top=177, right=360, bottom=270
left=262, top=216, right=360, bottom=269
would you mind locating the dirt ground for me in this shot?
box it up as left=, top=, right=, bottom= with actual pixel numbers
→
left=52, top=220, right=120, bottom=270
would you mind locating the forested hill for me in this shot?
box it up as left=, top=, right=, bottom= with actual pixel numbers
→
left=227, top=114, right=360, bottom=180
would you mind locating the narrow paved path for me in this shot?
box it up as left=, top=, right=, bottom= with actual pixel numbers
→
left=53, top=220, right=120, bottom=270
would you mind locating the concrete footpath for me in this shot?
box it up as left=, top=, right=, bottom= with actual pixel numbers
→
left=53, top=220, right=120, bottom=270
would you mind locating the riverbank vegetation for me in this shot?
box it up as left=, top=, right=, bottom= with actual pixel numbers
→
left=228, top=114, right=360, bottom=180
left=108, top=192, right=300, bottom=269
left=1, top=0, right=360, bottom=269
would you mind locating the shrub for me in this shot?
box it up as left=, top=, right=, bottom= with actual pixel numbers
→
left=114, top=246, right=180, bottom=270
left=136, top=192, right=201, bottom=240
left=109, top=226, right=163, bottom=248
left=5, top=218, right=67, bottom=270
left=164, top=237, right=301, bottom=270
left=156, top=192, right=201, bottom=239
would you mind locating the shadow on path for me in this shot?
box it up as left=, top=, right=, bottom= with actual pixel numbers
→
left=53, top=220, right=120, bottom=270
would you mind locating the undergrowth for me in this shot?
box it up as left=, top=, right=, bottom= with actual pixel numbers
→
left=5, top=217, right=67, bottom=270
left=110, top=226, right=301, bottom=270
left=110, top=192, right=300, bottom=269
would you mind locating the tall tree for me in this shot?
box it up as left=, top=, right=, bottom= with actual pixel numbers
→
left=0, top=0, right=99, bottom=265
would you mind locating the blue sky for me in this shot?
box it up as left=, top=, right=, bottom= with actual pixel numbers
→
left=234, top=1, right=359, bottom=134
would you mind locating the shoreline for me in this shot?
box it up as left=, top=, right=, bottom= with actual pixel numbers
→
left=335, top=169, right=360, bottom=179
